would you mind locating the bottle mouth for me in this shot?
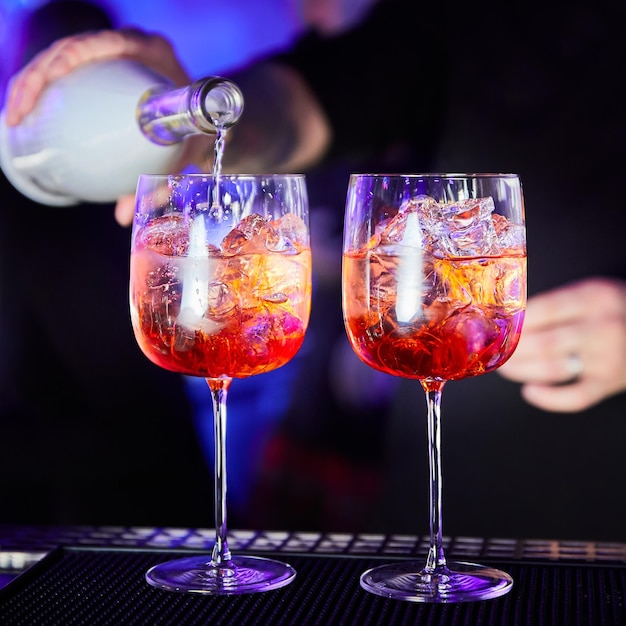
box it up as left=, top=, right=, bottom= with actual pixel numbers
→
left=197, top=78, right=245, bottom=130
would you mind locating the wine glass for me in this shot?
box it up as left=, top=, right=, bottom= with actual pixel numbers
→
left=342, top=173, right=526, bottom=602
left=130, top=173, right=311, bottom=594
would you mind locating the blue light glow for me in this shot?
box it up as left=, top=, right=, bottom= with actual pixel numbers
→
left=0, top=0, right=305, bottom=107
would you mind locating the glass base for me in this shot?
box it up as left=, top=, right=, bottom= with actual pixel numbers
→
left=146, top=554, right=296, bottom=595
left=360, top=560, right=513, bottom=603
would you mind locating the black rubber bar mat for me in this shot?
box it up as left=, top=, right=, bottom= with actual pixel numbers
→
left=0, top=547, right=624, bottom=625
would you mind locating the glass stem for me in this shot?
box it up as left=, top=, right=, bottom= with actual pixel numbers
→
left=421, top=379, right=448, bottom=574
left=207, top=376, right=233, bottom=567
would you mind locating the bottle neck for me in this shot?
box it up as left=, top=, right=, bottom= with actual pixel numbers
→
left=137, top=76, right=244, bottom=145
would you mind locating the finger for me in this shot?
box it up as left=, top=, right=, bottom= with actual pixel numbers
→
left=498, top=322, right=583, bottom=381
left=6, top=32, right=117, bottom=124
left=5, top=30, right=189, bottom=126
left=521, top=286, right=589, bottom=331
left=520, top=378, right=606, bottom=413
left=499, top=352, right=583, bottom=384
left=5, top=73, right=46, bottom=125
left=115, top=195, right=135, bottom=227
left=522, top=278, right=626, bottom=332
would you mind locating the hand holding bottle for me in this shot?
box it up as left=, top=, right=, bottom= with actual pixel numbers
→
left=3, top=29, right=221, bottom=226
left=3, top=27, right=332, bottom=226
left=5, top=28, right=190, bottom=126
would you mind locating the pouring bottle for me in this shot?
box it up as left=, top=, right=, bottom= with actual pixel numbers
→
left=0, top=59, right=244, bottom=206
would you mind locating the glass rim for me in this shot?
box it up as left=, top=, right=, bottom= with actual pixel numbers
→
left=137, top=173, right=307, bottom=180
left=349, top=172, right=520, bottom=179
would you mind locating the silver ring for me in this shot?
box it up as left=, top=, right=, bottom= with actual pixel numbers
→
left=566, top=353, right=584, bottom=378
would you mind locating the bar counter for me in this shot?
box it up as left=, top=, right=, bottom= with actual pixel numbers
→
left=0, top=525, right=624, bottom=625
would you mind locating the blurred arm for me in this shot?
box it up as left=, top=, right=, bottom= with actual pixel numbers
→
left=220, top=60, right=332, bottom=175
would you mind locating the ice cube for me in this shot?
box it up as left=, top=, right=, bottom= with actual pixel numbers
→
left=138, top=214, right=189, bottom=256
left=206, top=280, right=238, bottom=317
left=274, top=213, right=308, bottom=247
left=221, top=213, right=276, bottom=255
left=442, top=307, right=502, bottom=355
left=378, top=195, right=432, bottom=245
left=423, top=197, right=500, bottom=257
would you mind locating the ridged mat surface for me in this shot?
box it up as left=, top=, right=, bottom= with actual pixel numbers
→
left=0, top=546, right=624, bottom=625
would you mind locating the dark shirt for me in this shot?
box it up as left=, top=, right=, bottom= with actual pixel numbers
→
left=0, top=171, right=213, bottom=527
left=248, top=0, right=626, bottom=542
left=275, top=0, right=444, bottom=209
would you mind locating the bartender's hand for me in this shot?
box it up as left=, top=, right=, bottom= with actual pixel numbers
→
left=498, top=278, right=626, bottom=412
left=3, top=28, right=210, bottom=226
left=5, top=28, right=190, bottom=122
left=4, top=29, right=331, bottom=227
